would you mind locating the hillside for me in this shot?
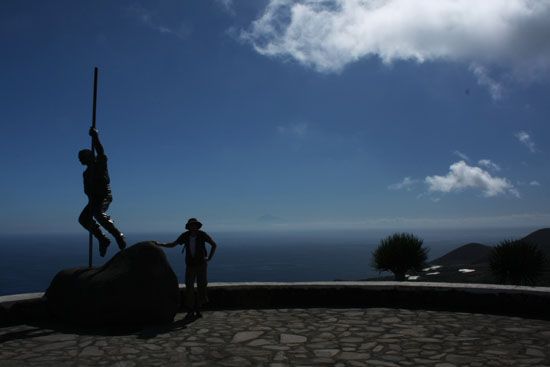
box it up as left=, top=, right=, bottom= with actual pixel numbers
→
left=522, top=228, right=550, bottom=258
left=430, top=243, right=492, bottom=266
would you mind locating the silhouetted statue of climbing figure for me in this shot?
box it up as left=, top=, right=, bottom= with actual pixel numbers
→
left=78, top=127, right=126, bottom=257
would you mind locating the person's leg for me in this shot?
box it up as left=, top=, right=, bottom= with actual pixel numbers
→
left=78, top=203, right=92, bottom=230
left=79, top=203, right=110, bottom=256
left=184, top=265, right=197, bottom=316
left=92, top=197, right=126, bottom=249
left=196, top=263, right=208, bottom=316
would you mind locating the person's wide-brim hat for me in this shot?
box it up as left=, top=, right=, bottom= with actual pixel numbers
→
left=185, top=218, right=203, bottom=230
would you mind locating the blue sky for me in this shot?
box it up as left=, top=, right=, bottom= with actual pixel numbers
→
left=1, top=0, right=549, bottom=234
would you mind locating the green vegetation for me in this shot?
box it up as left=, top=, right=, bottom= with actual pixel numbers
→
left=372, top=233, right=429, bottom=281
left=489, top=239, right=547, bottom=286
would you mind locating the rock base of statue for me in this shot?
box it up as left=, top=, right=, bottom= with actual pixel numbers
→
left=45, top=241, right=180, bottom=326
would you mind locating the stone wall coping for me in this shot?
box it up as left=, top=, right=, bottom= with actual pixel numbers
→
left=0, top=292, right=45, bottom=304
left=205, top=281, right=550, bottom=294
left=2, top=281, right=549, bottom=306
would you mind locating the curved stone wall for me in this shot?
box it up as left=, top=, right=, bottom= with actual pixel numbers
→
left=1, top=282, right=549, bottom=326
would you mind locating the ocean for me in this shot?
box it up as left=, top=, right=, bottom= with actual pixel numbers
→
left=0, top=227, right=535, bottom=296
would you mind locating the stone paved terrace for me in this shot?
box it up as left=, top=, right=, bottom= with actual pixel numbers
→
left=1, top=282, right=550, bottom=366
left=1, top=308, right=550, bottom=366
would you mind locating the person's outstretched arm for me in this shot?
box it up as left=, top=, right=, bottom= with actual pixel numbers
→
left=89, top=127, right=105, bottom=156
left=155, top=233, right=185, bottom=248
left=154, top=240, right=178, bottom=248
left=205, top=233, right=217, bottom=261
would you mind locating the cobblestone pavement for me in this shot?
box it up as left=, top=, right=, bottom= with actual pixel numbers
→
left=1, top=308, right=549, bottom=366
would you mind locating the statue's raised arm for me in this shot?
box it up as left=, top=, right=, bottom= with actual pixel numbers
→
left=89, top=127, right=105, bottom=156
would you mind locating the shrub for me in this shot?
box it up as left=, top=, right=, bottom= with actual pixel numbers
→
left=489, top=239, right=547, bottom=286
left=372, top=233, right=428, bottom=281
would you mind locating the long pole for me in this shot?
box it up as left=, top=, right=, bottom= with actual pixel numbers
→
left=89, top=67, right=98, bottom=268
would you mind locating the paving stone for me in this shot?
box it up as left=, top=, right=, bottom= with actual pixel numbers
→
left=313, top=349, right=340, bottom=357
left=380, top=317, right=400, bottom=323
left=341, top=337, right=363, bottom=343
left=273, top=351, right=287, bottom=361
left=34, top=334, right=77, bottom=342
left=262, top=345, right=290, bottom=351
left=182, top=342, right=202, bottom=347
left=247, top=338, right=271, bottom=346
left=143, top=343, right=163, bottom=351
left=430, top=352, right=447, bottom=359
left=190, top=346, right=205, bottom=354
left=220, top=356, right=252, bottom=366
left=359, top=342, right=377, bottom=350
left=525, top=348, right=545, bottom=357
left=373, top=345, right=384, bottom=352
left=366, top=359, right=400, bottom=366
left=231, top=331, right=264, bottom=343
left=33, top=340, right=77, bottom=352
left=338, top=352, right=371, bottom=360
left=120, top=347, right=140, bottom=354
left=318, top=332, right=335, bottom=339
left=110, top=362, right=136, bottom=367
left=504, top=327, right=534, bottom=333
left=80, top=346, right=103, bottom=357
left=280, top=333, right=307, bottom=343
left=445, top=354, right=480, bottom=364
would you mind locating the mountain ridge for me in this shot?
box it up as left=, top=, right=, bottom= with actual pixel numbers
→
left=521, top=228, right=550, bottom=258
left=363, top=227, right=550, bottom=285
left=430, top=242, right=492, bottom=266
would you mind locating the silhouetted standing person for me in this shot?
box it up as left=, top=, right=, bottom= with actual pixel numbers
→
left=78, top=127, right=126, bottom=257
left=155, top=218, right=217, bottom=318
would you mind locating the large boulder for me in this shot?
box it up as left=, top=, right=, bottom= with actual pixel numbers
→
left=45, top=241, right=180, bottom=326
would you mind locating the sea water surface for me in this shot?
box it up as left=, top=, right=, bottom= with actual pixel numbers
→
left=0, top=227, right=534, bottom=296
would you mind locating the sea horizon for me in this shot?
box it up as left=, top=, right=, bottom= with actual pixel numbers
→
left=0, top=226, right=541, bottom=296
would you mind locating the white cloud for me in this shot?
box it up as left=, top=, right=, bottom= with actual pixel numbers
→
left=478, top=159, right=501, bottom=171
left=277, top=122, right=308, bottom=136
left=425, top=161, right=518, bottom=197
left=515, top=131, right=536, bottom=153
left=453, top=150, right=470, bottom=162
left=242, top=0, right=550, bottom=96
left=388, top=177, right=418, bottom=191
left=126, top=5, right=191, bottom=39
left=530, top=180, right=541, bottom=186
left=469, top=63, right=503, bottom=100
left=216, top=0, right=235, bottom=15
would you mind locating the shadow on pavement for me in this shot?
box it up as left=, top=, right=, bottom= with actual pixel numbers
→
left=0, top=313, right=198, bottom=343
left=0, top=327, right=57, bottom=344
